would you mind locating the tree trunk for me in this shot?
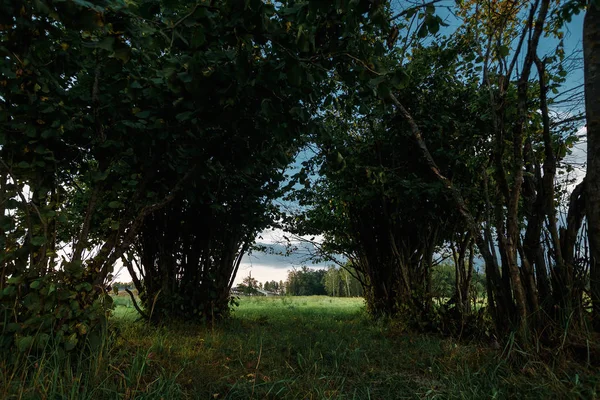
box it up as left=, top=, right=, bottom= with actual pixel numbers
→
left=584, top=1, right=600, bottom=330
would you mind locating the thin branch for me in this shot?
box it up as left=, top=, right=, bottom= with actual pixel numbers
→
left=389, top=0, right=444, bottom=22
left=341, top=53, right=384, bottom=75
left=72, top=185, right=101, bottom=263
left=93, top=166, right=197, bottom=285
left=550, top=114, right=586, bottom=128
left=0, top=158, right=46, bottom=244
left=125, top=288, right=149, bottom=320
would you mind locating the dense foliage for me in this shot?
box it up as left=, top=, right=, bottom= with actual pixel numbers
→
left=285, top=266, right=327, bottom=296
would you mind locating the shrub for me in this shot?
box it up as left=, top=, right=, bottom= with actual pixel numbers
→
left=0, top=267, right=113, bottom=359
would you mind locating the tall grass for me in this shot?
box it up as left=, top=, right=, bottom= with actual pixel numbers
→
left=1, top=296, right=597, bottom=399
left=0, top=320, right=184, bottom=399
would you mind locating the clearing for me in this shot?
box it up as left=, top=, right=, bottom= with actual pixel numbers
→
left=108, top=296, right=596, bottom=399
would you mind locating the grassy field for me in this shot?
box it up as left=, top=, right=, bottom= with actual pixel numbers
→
left=2, top=296, right=599, bottom=399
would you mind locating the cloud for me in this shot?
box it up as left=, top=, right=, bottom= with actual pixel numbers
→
left=245, top=242, right=332, bottom=269
left=255, top=227, right=324, bottom=246
left=559, top=125, right=586, bottom=193
left=233, top=263, right=328, bottom=285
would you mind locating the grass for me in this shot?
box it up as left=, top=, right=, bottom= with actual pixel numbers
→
left=2, top=296, right=599, bottom=399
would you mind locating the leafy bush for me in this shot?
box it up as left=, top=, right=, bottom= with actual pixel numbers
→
left=0, top=267, right=113, bottom=358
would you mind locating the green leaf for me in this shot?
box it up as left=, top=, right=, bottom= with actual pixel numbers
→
left=287, top=64, right=303, bottom=86
left=30, top=279, right=42, bottom=289
left=376, top=82, right=391, bottom=99
left=191, top=29, right=205, bottom=48
left=64, top=333, right=78, bottom=351
left=113, top=47, right=131, bottom=63
left=427, top=17, right=440, bottom=34
left=135, top=110, right=151, bottom=119
left=2, top=286, right=16, bottom=296
left=391, top=70, right=408, bottom=89
left=261, top=99, right=272, bottom=116
left=17, top=336, right=34, bottom=352
left=108, top=201, right=122, bottom=209
left=498, top=45, right=510, bottom=57
left=6, top=276, right=23, bottom=284
left=177, top=72, right=193, bottom=83
left=75, top=282, right=93, bottom=292
left=95, top=37, right=115, bottom=52
left=176, top=111, right=194, bottom=121
left=417, top=23, right=428, bottom=38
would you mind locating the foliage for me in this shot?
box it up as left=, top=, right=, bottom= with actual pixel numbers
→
left=121, top=0, right=394, bottom=321
left=286, top=38, right=492, bottom=320
left=0, top=0, right=593, bottom=359
left=430, top=263, right=486, bottom=302
left=285, top=266, right=327, bottom=296
left=450, top=0, right=589, bottom=341
left=0, top=272, right=112, bottom=355
left=235, top=275, right=263, bottom=296
left=0, top=0, right=199, bottom=348
left=263, top=280, right=283, bottom=294
left=323, top=264, right=364, bottom=297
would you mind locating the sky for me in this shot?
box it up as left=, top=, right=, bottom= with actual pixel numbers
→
left=114, top=2, right=587, bottom=286
left=230, top=229, right=332, bottom=285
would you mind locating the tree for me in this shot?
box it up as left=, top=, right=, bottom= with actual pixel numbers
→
left=0, top=0, right=192, bottom=352
left=288, top=37, right=492, bottom=320
left=263, top=280, right=281, bottom=294
left=584, top=0, right=600, bottom=330
left=324, top=265, right=364, bottom=297
left=285, top=267, right=327, bottom=296
left=127, top=0, right=392, bottom=321
left=235, top=275, right=262, bottom=295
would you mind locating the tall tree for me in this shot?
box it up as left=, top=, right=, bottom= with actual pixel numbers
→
left=584, top=0, right=600, bottom=329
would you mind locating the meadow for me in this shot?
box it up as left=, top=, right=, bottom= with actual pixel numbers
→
left=2, top=296, right=598, bottom=399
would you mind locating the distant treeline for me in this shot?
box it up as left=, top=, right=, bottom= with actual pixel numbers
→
left=234, top=265, right=363, bottom=297
left=282, top=265, right=363, bottom=296
left=235, top=263, right=489, bottom=299
left=285, top=264, right=486, bottom=300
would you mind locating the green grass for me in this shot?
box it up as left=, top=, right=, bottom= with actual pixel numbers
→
left=2, top=296, right=598, bottom=399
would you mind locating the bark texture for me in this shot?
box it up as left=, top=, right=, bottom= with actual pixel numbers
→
left=584, top=1, right=600, bottom=330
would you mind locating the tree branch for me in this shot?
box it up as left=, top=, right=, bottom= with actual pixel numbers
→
left=389, top=0, right=444, bottom=22
left=125, top=288, right=149, bottom=320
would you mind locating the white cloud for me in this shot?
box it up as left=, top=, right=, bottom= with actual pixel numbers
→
left=256, top=227, right=324, bottom=246
left=233, top=263, right=292, bottom=285
left=559, top=125, right=587, bottom=193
